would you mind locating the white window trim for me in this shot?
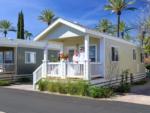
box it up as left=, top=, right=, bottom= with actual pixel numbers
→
left=111, top=45, right=119, bottom=62
left=133, top=49, right=136, bottom=61
left=25, top=51, right=36, bottom=64
left=79, top=44, right=97, bottom=62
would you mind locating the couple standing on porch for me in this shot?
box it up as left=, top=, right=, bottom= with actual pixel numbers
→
left=73, top=47, right=85, bottom=63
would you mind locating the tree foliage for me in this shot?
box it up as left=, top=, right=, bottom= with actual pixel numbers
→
left=104, top=0, right=136, bottom=37
left=38, top=9, right=55, bottom=26
left=0, top=20, right=15, bottom=37
left=17, top=11, right=24, bottom=39
left=24, top=30, right=33, bottom=40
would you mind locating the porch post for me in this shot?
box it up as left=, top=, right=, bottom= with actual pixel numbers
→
left=84, top=34, right=90, bottom=80
left=42, top=46, right=49, bottom=78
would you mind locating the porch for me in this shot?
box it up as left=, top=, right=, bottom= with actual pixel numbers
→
left=33, top=34, right=105, bottom=89
left=0, top=47, right=15, bottom=74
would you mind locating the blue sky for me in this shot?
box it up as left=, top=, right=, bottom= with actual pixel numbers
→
left=0, top=0, right=147, bottom=39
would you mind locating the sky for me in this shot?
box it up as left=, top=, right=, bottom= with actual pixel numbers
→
left=0, top=0, right=148, bottom=39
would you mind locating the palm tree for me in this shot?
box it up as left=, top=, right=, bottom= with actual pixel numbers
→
left=0, top=20, right=16, bottom=37
left=96, top=19, right=113, bottom=33
left=104, top=0, right=136, bottom=37
left=118, top=21, right=133, bottom=40
left=38, top=9, right=55, bottom=26
left=144, top=37, right=150, bottom=53
left=24, top=30, right=33, bottom=40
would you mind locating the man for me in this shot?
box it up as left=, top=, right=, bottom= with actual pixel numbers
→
left=79, top=47, right=85, bottom=63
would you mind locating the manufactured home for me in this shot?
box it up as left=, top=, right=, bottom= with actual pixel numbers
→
left=33, top=18, right=145, bottom=87
left=0, top=38, right=62, bottom=79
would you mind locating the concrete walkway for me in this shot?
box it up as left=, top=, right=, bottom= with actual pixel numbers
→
left=108, top=80, right=150, bottom=105
left=5, top=84, right=33, bottom=91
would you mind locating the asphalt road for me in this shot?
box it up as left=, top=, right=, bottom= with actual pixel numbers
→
left=0, top=88, right=150, bottom=113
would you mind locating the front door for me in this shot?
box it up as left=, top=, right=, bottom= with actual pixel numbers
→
left=68, top=49, right=74, bottom=62
left=67, top=46, right=76, bottom=62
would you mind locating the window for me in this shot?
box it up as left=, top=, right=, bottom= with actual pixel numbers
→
left=133, top=49, right=136, bottom=60
left=49, top=50, right=60, bottom=62
left=79, top=45, right=97, bottom=62
left=140, top=53, right=144, bottom=63
left=111, top=47, right=119, bottom=61
left=4, top=51, right=13, bottom=63
left=25, top=52, right=36, bottom=64
left=89, top=45, right=96, bottom=62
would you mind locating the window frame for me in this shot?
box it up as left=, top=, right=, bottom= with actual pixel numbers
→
left=140, top=53, right=144, bottom=63
left=79, top=44, right=97, bottom=62
left=133, top=49, right=136, bottom=61
left=25, top=51, right=36, bottom=64
left=111, top=46, right=119, bottom=62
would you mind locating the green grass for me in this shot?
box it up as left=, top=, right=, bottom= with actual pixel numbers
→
left=0, top=80, right=11, bottom=86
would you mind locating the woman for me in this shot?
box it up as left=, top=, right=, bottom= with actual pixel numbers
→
left=73, top=49, right=79, bottom=63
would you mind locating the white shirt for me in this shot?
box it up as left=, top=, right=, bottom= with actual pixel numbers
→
left=73, top=55, right=79, bottom=63
left=79, top=52, right=85, bottom=63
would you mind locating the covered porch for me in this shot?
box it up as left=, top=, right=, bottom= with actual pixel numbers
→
left=33, top=35, right=105, bottom=84
left=0, top=47, right=16, bottom=74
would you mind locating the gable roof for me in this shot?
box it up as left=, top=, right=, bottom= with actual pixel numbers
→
left=34, top=18, right=137, bottom=47
left=34, top=18, right=87, bottom=41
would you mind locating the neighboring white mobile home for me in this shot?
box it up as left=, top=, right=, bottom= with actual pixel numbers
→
left=33, top=18, right=145, bottom=88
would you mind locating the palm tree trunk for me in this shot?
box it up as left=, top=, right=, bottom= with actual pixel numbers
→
left=117, top=14, right=120, bottom=37
left=117, top=12, right=121, bottom=38
left=4, top=31, right=7, bottom=37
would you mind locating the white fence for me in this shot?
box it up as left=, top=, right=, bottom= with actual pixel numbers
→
left=33, top=64, right=42, bottom=89
left=89, top=62, right=103, bottom=79
left=47, top=62, right=84, bottom=78
left=0, top=63, right=15, bottom=74
left=67, top=63, right=84, bottom=78
left=33, top=62, right=103, bottom=89
left=47, top=62, right=61, bottom=77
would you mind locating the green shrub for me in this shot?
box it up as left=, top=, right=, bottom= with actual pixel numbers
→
left=114, top=83, right=131, bottom=93
left=67, top=80, right=89, bottom=96
left=37, top=79, right=114, bottom=98
left=38, top=79, right=89, bottom=96
left=88, top=86, right=114, bottom=98
left=0, top=80, right=11, bottom=86
left=38, top=79, right=49, bottom=91
left=146, top=64, right=150, bottom=72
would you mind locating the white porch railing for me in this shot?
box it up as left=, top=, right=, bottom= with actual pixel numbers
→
left=0, top=63, right=15, bottom=73
left=33, top=61, right=104, bottom=89
left=33, top=64, right=42, bottom=89
left=47, top=62, right=62, bottom=77
left=66, top=62, right=84, bottom=78
left=90, top=62, right=103, bottom=79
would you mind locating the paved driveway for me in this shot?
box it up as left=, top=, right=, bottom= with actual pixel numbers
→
left=0, top=88, right=149, bottom=113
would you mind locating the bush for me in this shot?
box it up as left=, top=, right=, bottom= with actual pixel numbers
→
left=114, top=83, right=131, bottom=93
left=38, top=79, right=89, bottom=96
left=37, top=79, right=114, bottom=98
left=88, top=86, right=114, bottom=98
left=146, top=64, right=150, bottom=71
left=0, top=80, right=11, bottom=86
left=38, top=79, right=49, bottom=91
left=67, top=80, right=89, bottom=96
